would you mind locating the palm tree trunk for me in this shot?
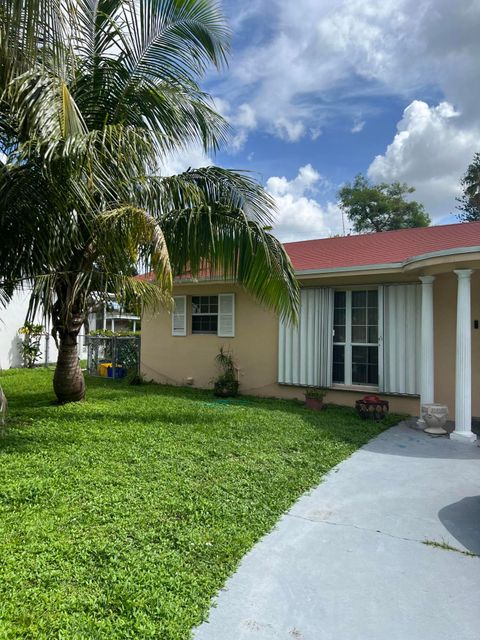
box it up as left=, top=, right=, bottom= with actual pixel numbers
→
left=53, top=334, right=85, bottom=403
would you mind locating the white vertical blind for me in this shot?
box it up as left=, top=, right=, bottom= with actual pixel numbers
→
left=218, top=293, right=235, bottom=337
left=382, top=284, right=421, bottom=394
left=172, top=295, right=187, bottom=336
left=278, top=288, right=333, bottom=386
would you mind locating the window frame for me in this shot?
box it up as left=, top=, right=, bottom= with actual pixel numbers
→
left=191, top=295, right=219, bottom=335
left=332, top=287, right=382, bottom=389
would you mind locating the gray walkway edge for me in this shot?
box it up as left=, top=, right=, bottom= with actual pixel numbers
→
left=194, top=423, right=480, bottom=640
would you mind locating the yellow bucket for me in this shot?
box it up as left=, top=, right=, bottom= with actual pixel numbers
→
left=98, top=362, right=112, bottom=377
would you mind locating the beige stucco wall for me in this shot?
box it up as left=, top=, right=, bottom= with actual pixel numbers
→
left=141, top=263, right=480, bottom=418
left=141, top=281, right=420, bottom=415
left=141, top=283, right=280, bottom=394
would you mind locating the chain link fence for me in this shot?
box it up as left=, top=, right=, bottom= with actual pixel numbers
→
left=86, top=335, right=140, bottom=380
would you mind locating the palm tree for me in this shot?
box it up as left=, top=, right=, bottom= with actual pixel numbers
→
left=0, top=0, right=299, bottom=403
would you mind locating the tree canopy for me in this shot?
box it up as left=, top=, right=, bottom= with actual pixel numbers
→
left=456, top=153, right=480, bottom=222
left=338, top=175, right=431, bottom=233
left=0, top=0, right=299, bottom=403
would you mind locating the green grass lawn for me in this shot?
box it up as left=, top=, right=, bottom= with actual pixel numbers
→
left=0, top=369, right=403, bottom=639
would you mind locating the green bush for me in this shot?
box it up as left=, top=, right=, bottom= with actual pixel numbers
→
left=18, top=322, right=44, bottom=368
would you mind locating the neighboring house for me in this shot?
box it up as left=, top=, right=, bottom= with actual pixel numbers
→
left=0, top=292, right=139, bottom=371
left=88, top=299, right=140, bottom=333
left=0, top=288, right=58, bottom=369
left=140, top=221, right=480, bottom=442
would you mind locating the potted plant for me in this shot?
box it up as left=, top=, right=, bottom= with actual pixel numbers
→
left=304, top=387, right=327, bottom=410
left=213, top=348, right=239, bottom=398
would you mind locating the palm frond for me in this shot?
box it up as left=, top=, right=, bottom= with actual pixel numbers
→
left=146, top=166, right=276, bottom=226
left=1, top=0, right=299, bottom=352
left=106, top=272, right=173, bottom=312
left=97, top=206, right=172, bottom=292
left=159, top=203, right=299, bottom=323
left=117, top=0, right=229, bottom=89
left=135, top=166, right=299, bottom=321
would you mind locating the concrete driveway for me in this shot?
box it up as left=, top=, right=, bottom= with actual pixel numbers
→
left=195, top=423, right=480, bottom=640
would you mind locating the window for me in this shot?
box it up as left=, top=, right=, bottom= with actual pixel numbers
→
left=191, top=296, right=218, bottom=334
left=172, top=293, right=235, bottom=337
left=333, top=289, right=379, bottom=386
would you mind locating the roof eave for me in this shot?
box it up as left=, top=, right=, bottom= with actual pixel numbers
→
left=295, top=245, right=480, bottom=277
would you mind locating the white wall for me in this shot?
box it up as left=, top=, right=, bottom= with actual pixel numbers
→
left=0, top=289, right=59, bottom=369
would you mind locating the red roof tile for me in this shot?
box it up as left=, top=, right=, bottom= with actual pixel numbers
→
left=283, top=221, right=480, bottom=272
left=136, top=222, right=480, bottom=281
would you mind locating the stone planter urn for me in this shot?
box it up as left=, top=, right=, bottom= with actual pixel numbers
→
left=421, top=403, right=449, bottom=435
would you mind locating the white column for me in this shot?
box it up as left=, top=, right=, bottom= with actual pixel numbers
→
left=417, top=276, right=435, bottom=428
left=451, top=269, right=477, bottom=443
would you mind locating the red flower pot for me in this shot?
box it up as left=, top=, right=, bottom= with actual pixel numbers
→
left=305, top=397, right=324, bottom=411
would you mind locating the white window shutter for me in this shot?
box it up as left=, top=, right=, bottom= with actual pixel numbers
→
left=172, top=295, right=187, bottom=336
left=218, top=293, right=235, bottom=337
left=278, top=288, right=333, bottom=386
left=382, top=284, right=421, bottom=394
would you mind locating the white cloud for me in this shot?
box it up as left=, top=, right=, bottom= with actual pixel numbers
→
left=351, top=120, right=365, bottom=134
left=266, top=165, right=343, bottom=241
left=368, top=100, right=480, bottom=220
left=229, top=129, right=248, bottom=153
left=235, top=103, right=257, bottom=130
left=161, top=146, right=212, bottom=176
left=218, top=0, right=480, bottom=143
left=212, top=97, right=257, bottom=152
left=272, top=118, right=306, bottom=143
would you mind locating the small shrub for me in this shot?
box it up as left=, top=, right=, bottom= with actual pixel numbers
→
left=304, top=387, right=328, bottom=411
left=213, top=347, right=239, bottom=397
left=18, top=322, right=44, bottom=368
left=304, top=387, right=328, bottom=401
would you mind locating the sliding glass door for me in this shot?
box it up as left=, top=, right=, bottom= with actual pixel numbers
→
left=333, top=289, right=379, bottom=387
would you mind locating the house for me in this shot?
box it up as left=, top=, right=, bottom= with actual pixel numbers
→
left=0, top=288, right=140, bottom=371
left=89, top=298, right=140, bottom=333
left=0, top=288, right=59, bottom=369
left=140, top=221, right=480, bottom=443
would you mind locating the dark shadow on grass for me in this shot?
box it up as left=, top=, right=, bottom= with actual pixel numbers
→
left=83, top=381, right=397, bottom=447
left=1, top=375, right=403, bottom=458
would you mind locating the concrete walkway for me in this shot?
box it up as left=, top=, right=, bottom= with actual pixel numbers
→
left=195, top=423, right=480, bottom=640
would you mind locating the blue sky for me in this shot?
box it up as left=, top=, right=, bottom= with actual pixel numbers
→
left=168, top=0, right=480, bottom=241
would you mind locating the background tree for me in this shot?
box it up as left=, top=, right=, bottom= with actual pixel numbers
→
left=338, top=174, right=431, bottom=233
left=456, top=153, right=480, bottom=222
left=0, top=0, right=299, bottom=404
